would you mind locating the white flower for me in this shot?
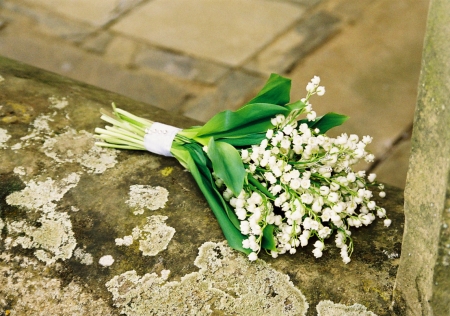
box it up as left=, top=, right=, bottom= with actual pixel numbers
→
left=367, top=200, right=376, bottom=210
left=248, top=252, right=258, bottom=261
left=306, top=82, right=316, bottom=93
left=312, top=248, right=323, bottom=258
left=379, top=191, right=386, bottom=198
left=314, top=240, right=324, bottom=250
left=328, top=192, right=339, bottom=203
left=377, top=208, right=386, bottom=218
left=362, top=135, right=373, bottom=144
left=342, top=256, right=351, bottom=264
left=266, top=129, right=274, bottom=139
left=319, top=186, right=330, bottom=196
left=300, top=178, right=311, bottom=189
left=236, top=208, right=247, bottom=220
left=318, top=227, right=331, bottom=238
left=347, top=172, right=356, bottom=182
left=365, top=154, right=375, bottom=162
left=283, top=124, right=294, bottom=135
left=301, top=193, right=314, bottom=204
left=316, top=86, right=325, bottom=96
left=367, top=173, right=377, bottom=182
left=311, top=76, right=321, bottom=85
left=384, top=219, right=392, bottom=227
left=307, top=111, right=316, bottom=121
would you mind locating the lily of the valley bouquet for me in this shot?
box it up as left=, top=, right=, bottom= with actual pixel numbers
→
left=95, top=74, right=389, bottom=263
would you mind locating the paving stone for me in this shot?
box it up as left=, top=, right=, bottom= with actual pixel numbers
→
left=112, top=0, right=305, bottom=66
left=288, top=0, right=429, bottom=161
left=81, top=32, right=114, bottom=54
left=0, top=32, right=192, bottom=111
left=245, top=11, right=341, bottom=75
left=373, top=138, right=411, bottom=189
left=103, top=35, right=139, bottom=68
left=19, top=0, right=145, bottom=27
left=134, top=46, right=229, bottom=84
left=2, top=1, right=95, bottom=43
left=183, top=71, right=264, bottom=122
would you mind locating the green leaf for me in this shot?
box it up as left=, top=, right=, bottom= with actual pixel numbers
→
left=261, top=224, right=277, bottom=251
left=183, top=143, right=250, bottom=254
left=196, top=103, right=290, bottom=138
left=207, top=139, right=245, bottom=196
left=246, top=73, right=291, bottom=106
left=218, top=133, right=267, bottom=147
left=311, top=112, right=349, bottom=134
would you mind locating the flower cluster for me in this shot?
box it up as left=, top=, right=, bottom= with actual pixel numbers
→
left=219, top=77, right=389, bottom=263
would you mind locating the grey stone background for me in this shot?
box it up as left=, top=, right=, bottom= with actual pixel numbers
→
left=0, top=0, right=430, bottom=188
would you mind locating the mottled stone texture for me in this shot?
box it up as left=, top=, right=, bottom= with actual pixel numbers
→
left=0, top=57, right=403, bottom=315
left=393, top=0, right=450, bottom=314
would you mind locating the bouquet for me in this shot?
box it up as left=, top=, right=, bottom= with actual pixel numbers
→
left=95, top=74, right=389, bottom=263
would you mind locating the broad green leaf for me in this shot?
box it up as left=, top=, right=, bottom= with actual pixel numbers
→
left=197, top=103, right=290, bottom=137
left=246, top=73, right=291, bottom=106
left=298, top=112, right=349, bottom=134
left=218, top=133, right=267, bottom=147
left=207, top=139, right=245, bottom=196
left=183, top=143, right=249, bottom=254
left=261, top=224, right=277, bottom=251
left=184, top=143, right=241, bottom=229
left=310, top=112, right=349, bottom=134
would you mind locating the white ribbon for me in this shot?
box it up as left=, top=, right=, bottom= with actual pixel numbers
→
left=143, top=122, right=181, bottom=157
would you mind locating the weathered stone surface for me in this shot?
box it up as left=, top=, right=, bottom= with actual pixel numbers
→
left=393, top=0, right=450, bottom=314
left=112, top=0, right=304, bottom=66
left=0, top=57, right=404, bottom=315
left=245, top=11, right=341, bottom=75
left=134, top=46, right=229, bottom=84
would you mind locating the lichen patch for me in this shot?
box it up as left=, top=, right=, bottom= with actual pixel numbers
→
left=6, top=173, right=80, bottom=213
left=49, top=96, right=69, bottom=109
left=42, top=129, right=118, bottom=174
left=106, top=241, right=308, bottom=316
left=0, top=127, right=11, bottom=148
left=6, top=211, right=77, bottom=265
left=316, top=300, right=377, bottom=316
left=74, top=248, right=94, bottom=265
left=135, top=215, right=175, bottom=256
left=126, top=185, right=169, bottom=214
left=0, top=259, right=114, bottom=315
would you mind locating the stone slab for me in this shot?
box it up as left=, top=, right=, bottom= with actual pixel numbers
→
left=112, top=0, right=305, bottom=66
left=182, top=70, right=264, bottom=122
left=134, top=45, right=229, bottom=84
left=0, top=56, right=405, bottom=315
left=245, top=11, right=341, bottom=75
left=18, top=0, right=145, bottom=27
